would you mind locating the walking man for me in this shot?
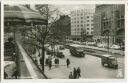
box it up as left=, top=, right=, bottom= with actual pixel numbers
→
left=77, top=67, right=81, bottom=78
left=49, top=60, right=52, bottom=70
left=73, top=68, right=77, bottom=79
left=54, top=58, right=57, bottom=67
left=69, top=72, right=73, bottom=79
left=12, top=70, right=19, bottom=79
left=66, top=58, right=70, bottom=68
left=57, top=58, right=59, bottom=67
left=4, top=71, right=8, bottom=79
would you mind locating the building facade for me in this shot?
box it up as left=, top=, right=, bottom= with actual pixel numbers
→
left=70, top=9, right=94, bottom=41
left=93, top=4, right=125, bottom=45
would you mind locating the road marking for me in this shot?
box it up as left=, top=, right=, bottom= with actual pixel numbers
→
left=17, top=42, right=38, bottom=79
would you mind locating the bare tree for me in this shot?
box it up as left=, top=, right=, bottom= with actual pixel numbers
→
left=24, top=5, right=60, bottom=72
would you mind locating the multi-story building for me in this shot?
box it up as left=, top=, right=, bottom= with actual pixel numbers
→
left=93, top=4, right=125, bottom=45
left=70, top=9, right=94, bottom=41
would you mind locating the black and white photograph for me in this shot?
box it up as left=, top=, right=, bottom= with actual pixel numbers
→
left=4, top=4, right=125, bottom=79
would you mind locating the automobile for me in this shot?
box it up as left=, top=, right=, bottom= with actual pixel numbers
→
left=54, top=52, right=65, bottom=58
left=82, top=42, right=87, bottom=45
left=59, top=45, right=65, bottom=50
left=121, top=45, right=125, bottom=51
left=97, top=43, right=105, bottom=48
left=110, top=45, right=120, bottom=50
left=86, top=42, right=96, bottom=46
left=84, top=49, right=96, bottom=53
left=46, top=49, right=53, bottom=55
left=101, top=54, right=118, bottom=69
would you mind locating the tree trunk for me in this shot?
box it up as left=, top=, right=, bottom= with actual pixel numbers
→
left=41, top=44, right=45, bottom=72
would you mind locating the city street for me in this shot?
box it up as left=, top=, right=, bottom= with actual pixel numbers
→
left=31, top=45, right=124, bottom=79
left=4, top=4, right=125, bottom=79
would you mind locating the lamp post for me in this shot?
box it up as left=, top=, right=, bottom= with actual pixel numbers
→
left=103, top=17, right=110, bottom=54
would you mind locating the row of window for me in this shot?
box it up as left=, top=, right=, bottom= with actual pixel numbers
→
left=72, top=24, right=93, bottom=27
left=71, top=17, right=93, bottom=20
left=72, top=28, right=93, bottom=31
left=71, top=20, right=93, bottom=23
left=72, top=31, right=93, bottom=35
left=71, top=14, right=93, bottom=18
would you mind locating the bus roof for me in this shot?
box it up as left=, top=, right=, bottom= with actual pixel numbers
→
left=69, top=44, right=85, bottom=48
left=102, top=54, right=113, bottom=57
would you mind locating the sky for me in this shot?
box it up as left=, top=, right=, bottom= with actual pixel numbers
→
left=30, top=4, right=95, bottom=15
left=55, top=5, right=95, bottom=15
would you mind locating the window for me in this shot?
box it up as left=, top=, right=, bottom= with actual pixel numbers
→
left=81, top=21, right=83, bottom=23
left=87, top=24, right=89, bottom=26
left=91, top=28, right=93, bottom=30
left=81, top=14, right=83, bottom=16
left=87, top=32, right=89, bottom=34
left=87, top=20, right=89, bottom=22
left=77, top=25, right=79, bottom=27
left=77, top=21, right=79, bottom=23
left=81, top=25, right=83, bottom=27
left=81, top=17, right=83, bottom=19
left=87, top=28, right=89, bottom=30
left=91, top=24, right=93, bottom=26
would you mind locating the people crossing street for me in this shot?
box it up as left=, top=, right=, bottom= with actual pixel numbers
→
left=66, top=58, right=70, bottom=68
left=77, top=67, right=81, bottom=78
left=69, top=72, right=73, bottom=79
left=73, top=68, right=77, bottom=79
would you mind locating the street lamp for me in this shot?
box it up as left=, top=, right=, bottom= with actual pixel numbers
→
left=103, top=17, right=110, bottom=54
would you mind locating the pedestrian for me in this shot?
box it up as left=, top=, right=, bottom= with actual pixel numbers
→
left=66, top=58, right=70, bottom=68
left=40, top=57, right=42, bottom=65
left=45, top=58, right=49, bottom=66
left=73, top=68, right=77, bottom=79
left=57, top=58, right=59, bottom=67
left=69, top=72, right=73, bottom=79
left=49, top=60, right=52, bottom=70
left=54, top=58, right=57, bottom=67
left=77, top=67, right=81, bottom=78
left=4, top=71, right=8, bottom=79
left=12, top=70, right=19, bottom=79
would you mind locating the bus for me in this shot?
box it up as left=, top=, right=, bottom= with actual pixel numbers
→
left=69, top=44, right=85, bottom=57
left=101, top=54, right=118, bottom=69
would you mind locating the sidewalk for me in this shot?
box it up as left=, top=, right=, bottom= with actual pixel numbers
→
left=32, top=46, right=84, bottom=79
left=17, top=41, right=47, bottom=79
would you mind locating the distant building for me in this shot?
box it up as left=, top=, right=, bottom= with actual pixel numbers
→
left=70, top=9, right=94, bottom=41
left=93, top=4, right=125, bottom=45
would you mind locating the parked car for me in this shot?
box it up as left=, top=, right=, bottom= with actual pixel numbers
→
left=110, top=45, right=120, bottom=50
left=121, top=45, right=125, bottom=51
left=59, top=45, right=65, bottom=50
left=54, top=52, right=65, bottom=58
left=97, top=43, right=106, bottom=48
